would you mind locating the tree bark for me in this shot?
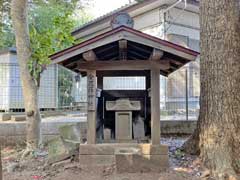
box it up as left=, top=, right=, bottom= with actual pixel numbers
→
left=0, top=146, right=2, bottom=180
left=184, top=1, right=240, bottom=179
left=11, top=0, right=41, bottom=150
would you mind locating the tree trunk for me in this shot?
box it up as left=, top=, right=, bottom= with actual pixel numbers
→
left=0, top=146, right=2, bottom=180
left=11, top=0, right=41, bottom=150
left=184, top=1, right=240, bottom=179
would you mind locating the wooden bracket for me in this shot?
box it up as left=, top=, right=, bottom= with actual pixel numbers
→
left=83, top=50, right=97, bottom=61
left=149, top=48, right=164, bottom=61
left=119, top=40, right=127, bottom=60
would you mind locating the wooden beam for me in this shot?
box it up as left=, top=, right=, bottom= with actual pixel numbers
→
left=151, top=68, right=161, bottom=145
left=101, top=51, right=118, bottom=59
left=87, top=70, right=97, bottom=144
left=97, top=70, right=149, bottom=77
left=149, top=48, right=164, bottom=61
left=95, top=43, right=118, bottom=55
left=65, top=61, right=78, bottom=68
left=122, top=31, right=197, bottom=61
left=128, top=42, right=153, bottom=54
left=128, top=50, right=147, bottom=59
left=77, top=60, right=170, bottom=71
left=119, top=40, right=127, bottom=60
left=83, top=50, right=97, bottom=61
left=119, top=39, right=127, bottom=49
left=167, top=58, right=184, bottom=66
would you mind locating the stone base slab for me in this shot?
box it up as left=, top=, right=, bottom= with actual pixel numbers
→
left=79, top=143, right=168, bottom=155
left=79, top=143, right=169, bottom=173
left=115, top=154, right=169, bottom=173
left=79, top=155, right=115, bottom=166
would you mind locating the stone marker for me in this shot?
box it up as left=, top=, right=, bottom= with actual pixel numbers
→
left=115, top=111, right=132, bottom=140
left=104, top=128, right=111, bottom=141
left=106, top=98, right=141, bottom=142
left=58, top=124, right=81, bottom=153
left=48, top=137, right=71, bottom=164
left=48, top=124, right=82, bottom=164
left=59, top=124, right=81, bottom=143
left=133, top=116, right=145, bottom=141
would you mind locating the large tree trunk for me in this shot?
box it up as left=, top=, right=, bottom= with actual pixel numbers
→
left=11, top=0, right=41, bottom=150
left=184, top=1, right=240, bottom=179
left=0, top=146, right=2, bottom=180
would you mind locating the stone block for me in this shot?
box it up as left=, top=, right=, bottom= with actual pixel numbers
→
left=59, top=123, right=81, bottom=143
left=48, top=137, right=71, bottom=164
left=104, top=128, right=111, bottom=140
left=79, top=144, right=139, bottom=155
left=42, top=111, right=66, bottom=118
left=79, top=143, right=169, bottom=173
left=79, top=155, right=115, bottom=166
left=133, top=116, right=145, bottom=140
left=115, top=111, right=132, bottom=140
left=115, top=154, right=169, bottom=173
left=139, top=144, right=168, bottom=155
left=102, top=139, right=138, bottom=143
left=47, top=136, right=79, bottom=164
left=0, top=114, right=11, bottom=121
left=11, top=115, right=26, bottom=122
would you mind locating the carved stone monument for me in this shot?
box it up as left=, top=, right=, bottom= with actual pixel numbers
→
left=106, top=98, right=141, bottom=141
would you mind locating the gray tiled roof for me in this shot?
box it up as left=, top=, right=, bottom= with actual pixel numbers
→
left=72, top=0, right=199, bottom=35
left=72, top=1, right=138, bottom=34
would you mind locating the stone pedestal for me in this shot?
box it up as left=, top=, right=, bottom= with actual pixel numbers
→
left=79, top=143, right=169, bottom=173
left=106, top=99, right=141, bottom=141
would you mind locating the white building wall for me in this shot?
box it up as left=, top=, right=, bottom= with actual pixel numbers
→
left=0, top=53, right=58, bottom=111
left=0, top=53, right=11, bottom=111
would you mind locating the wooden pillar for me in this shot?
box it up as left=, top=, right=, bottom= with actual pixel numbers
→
left=87, top=70, right=97, bottom=144
left=151, top=68, right=161, bottom=145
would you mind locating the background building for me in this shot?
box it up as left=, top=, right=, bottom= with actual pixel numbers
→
left=0, top=0, right=200, bottom=120
left=72, top=0, right=200, bottom=120
left=0, top=48, right=86, bottom=112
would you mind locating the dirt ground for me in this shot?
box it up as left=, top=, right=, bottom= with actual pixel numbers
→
left=1, top=137, right=209, bottom=180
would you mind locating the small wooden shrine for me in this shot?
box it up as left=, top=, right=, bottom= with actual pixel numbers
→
left=50, top=13, right=198, bottom=172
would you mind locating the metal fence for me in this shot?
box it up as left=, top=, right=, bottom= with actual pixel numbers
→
left=0, top=61, right=200, bottom=120
left=0, top=63, right=86, bottom=112
left=161, top=63, right=200, bottom=120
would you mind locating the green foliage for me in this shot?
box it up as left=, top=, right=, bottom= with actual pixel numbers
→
left=0, top=0, right=15, bottom=48
left=174, top=149, right=185, bottom=159
left=28, top=4, right=76, bottom=86
left=0, top=0, right=92, bottom=87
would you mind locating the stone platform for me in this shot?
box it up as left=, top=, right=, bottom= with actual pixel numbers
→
left=79, top=143, right=169, bottom=173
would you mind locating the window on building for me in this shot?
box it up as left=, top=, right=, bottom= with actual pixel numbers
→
left=103, top=77, right=146, bottom=90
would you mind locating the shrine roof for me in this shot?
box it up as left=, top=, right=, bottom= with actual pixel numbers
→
left=50, top=26, right=199, bottom=76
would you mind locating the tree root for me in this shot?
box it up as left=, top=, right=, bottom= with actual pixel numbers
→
left=20, top=142, right=36, bottom=160
left=213, top=170, right=240, bottom=180
left=182, top=132, right=200, bottom=155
